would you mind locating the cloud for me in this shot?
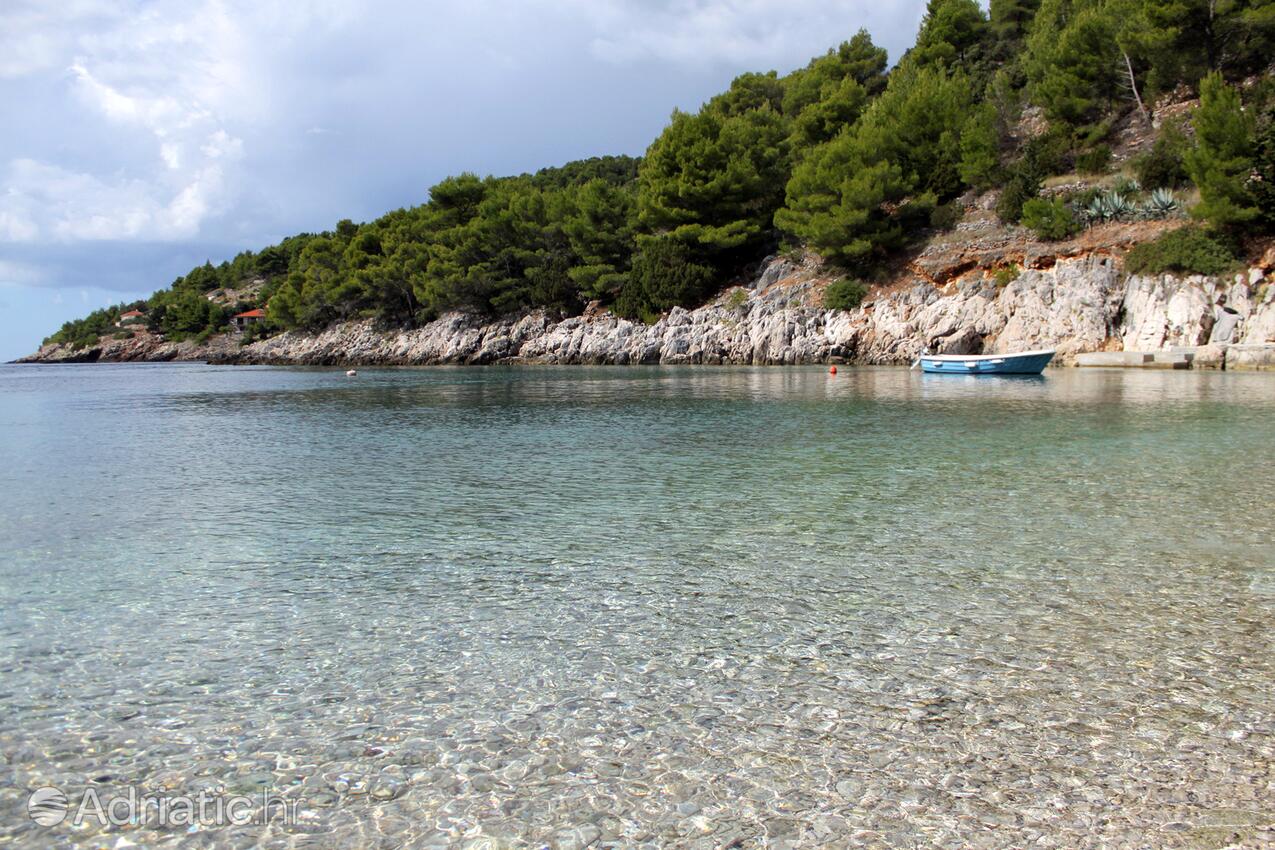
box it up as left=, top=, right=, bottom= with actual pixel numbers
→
left=0, top=0, right=929, bottom=360
left=2, top=1, right=926, bottom=254
left=201, top=130, right=243, bottom=160
left=0, top=1, right=120, bottom=79
left=0, top=154, right=235, bottom=243
left=0, top=208, right=38, bottom=242
left=0, top=259, right=44, bottom=286
left=69, top=61, right=193, bottom=128
left=1, top=2, right=253, bottom=245
left=570, top=0, right=923, bottom=68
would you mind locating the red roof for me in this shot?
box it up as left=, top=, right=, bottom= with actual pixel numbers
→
left=120, top=310, right=145, bottom=317
left=234, top=308, right=266, bottom=318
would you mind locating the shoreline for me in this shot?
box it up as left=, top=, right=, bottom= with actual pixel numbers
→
left=20, top=254, right=1275, bottom=370
left=13, top=357, right=1275, bottom=371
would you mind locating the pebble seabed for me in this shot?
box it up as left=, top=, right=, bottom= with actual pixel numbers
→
left=0, top=366, right=1272, bottom=849
left=6, top=560, right=1272, bottom=850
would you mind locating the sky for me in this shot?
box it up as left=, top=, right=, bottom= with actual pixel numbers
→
left=0, top=0, right=931, bottom=361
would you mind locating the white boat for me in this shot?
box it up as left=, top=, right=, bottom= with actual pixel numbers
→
left=916, top=349, right=1055, bottom=375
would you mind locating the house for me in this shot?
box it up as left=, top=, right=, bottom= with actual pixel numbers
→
left=232, top=308, right=267, bottom=330
left=116, top=310, right=146, bottom=327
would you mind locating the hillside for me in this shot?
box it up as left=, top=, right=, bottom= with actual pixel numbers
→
left=23, top=218, right=1275, bottom=369
left=27, top=0, right=1275, bottom=362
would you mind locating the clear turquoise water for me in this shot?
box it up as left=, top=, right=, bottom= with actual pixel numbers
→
left=0, top=363, right=1272, bottom=849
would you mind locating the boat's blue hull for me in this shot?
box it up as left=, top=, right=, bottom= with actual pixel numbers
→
left=920, top=351, right=1055, bottom=375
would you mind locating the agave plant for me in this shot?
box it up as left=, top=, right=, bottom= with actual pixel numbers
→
left=1142, top=187, right=1181, bottom=218
left=1082, top=191, right=1137, bottom=224
left=1086, top=195, right=1113, bottom=223
left=1106, top=192, right=1136, bottom=221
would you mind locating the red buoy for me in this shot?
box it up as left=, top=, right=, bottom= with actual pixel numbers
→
left=829, top=365, right=838, bottom=375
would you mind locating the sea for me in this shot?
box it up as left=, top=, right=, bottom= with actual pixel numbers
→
left=1, top=363, right=1272, bottom=848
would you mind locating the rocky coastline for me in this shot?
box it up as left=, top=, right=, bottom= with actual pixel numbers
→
left=19, top=251, right=1275, bottom=370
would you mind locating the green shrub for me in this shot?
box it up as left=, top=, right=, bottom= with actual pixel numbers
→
left=823, top=278, right=869, bottom=311
left=112, top=331, right=132, bottom=340
left=1021, top=127, right=1072, bottom=176
left=996, top=168, right=1041, bottom=223
left=1112, top=176, right=1141, bottom=197
left=724, top=288, right=749, bottom=311
left=613, top=236, right=717, bottom=323
left=930, top=201, right=962, bottom=231
left=1134, top=123, right=1189, bottom=189
left=1124, top=227, right=1239, bottom=276
left=1079, top=121, right=1113, bottom=148
left=240, top=322, right=273, bottom=345
left=1076, top=145, right=1112, bottom=175
left=1071, top=186, right=1104, bottom=208
left=1020, top=197, right=1080, bottom=239
left=993, top=265, right=1021, bottom=287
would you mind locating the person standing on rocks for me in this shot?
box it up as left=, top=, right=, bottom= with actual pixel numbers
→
left=1209, top=295, right=1243, bottom=345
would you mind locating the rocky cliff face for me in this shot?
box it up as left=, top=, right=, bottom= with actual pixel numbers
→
left=20, top=254, right=1275, bottom=368
left=18, top=329, right=242, bottom=364
left=221, top=254, right=1274, bottom=367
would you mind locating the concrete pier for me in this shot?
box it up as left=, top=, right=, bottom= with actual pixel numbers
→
left=1075, top=352, right=1154, bottom=367
left=1075, top=344, right=1275, bottom=370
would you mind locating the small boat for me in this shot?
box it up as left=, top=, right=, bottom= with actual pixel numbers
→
left=916, top=349, right=1055, bottom=375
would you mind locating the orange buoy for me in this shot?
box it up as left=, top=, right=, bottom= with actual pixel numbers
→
left=829, top=365, right=838, bottom=375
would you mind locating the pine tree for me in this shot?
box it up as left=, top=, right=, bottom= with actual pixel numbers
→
left=637, top=73, right=791, bottom=261
left=1185, top=72, right=1259, bottom=230
left=613, top=236, right=717, bottom=322
left=910, top=0, right=991, bottom=71
left=783, top=30, right=888, bottom=153
left=990, top=0, right=1042, bottom=48
left=775, top=67, right=974, bottom=268
left=1115, top=1, right=1275, bottom=99
left=787, top=78, right=869, bottom=152
left=959, top=102, right=1003, bottom=189
left=1024, top=0, right=1120, bottom=125
left=1252, top=109, right=1275, bottom=231
left=783, top=29, right=888, bottom=114
left=561, top=179, right=636, bottom=300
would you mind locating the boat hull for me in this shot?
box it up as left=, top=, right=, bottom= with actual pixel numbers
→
left=919, top=350, right=1055, bottom=375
